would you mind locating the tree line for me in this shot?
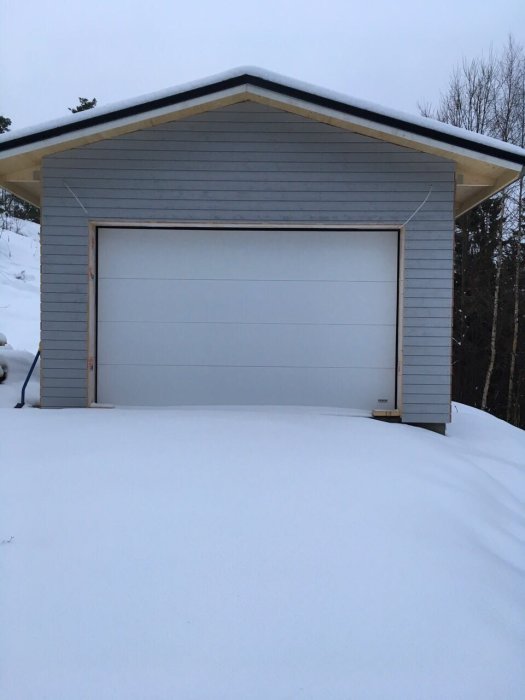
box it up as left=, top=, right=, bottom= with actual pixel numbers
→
left=421, top=37, right=524, bottom=428
left=1, top=47, right=524, bottom=428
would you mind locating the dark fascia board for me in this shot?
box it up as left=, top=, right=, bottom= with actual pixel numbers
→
left=2, top=73, right=525, bottom=167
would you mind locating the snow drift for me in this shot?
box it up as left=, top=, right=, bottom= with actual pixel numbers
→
left=1, top=403, right=524, bottom=699
left=0, top=218, right=40, bottom=353
left=0, top=219, right=40, bottom=407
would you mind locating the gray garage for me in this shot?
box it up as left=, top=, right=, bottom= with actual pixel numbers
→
left=1, top=68, right=524, bottom=430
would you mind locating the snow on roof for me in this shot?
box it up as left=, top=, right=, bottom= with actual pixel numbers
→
left=1, top=66, right=525, bottom=165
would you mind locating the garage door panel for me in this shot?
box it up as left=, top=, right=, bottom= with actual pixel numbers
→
left=97, top=227, right=399, bottom=409
left=98, top=321, right=396, bottom=369
left=97, top=365, right=396, bottom=408
left=97, top=278, right=398, bottom=326
left=98, top=227, right=398, bottom=282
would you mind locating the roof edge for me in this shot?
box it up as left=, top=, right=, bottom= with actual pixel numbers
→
left=1, top=70, right=525, bottom=167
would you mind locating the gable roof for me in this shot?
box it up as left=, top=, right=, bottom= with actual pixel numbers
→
left=1, top=67, right=524, bottom=214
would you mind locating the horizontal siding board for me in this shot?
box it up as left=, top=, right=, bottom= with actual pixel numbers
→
left=403, top=401, right=450, bottom=416
left=404, top=259, right=452, bottom=269
left=403, top=413, right=450, bottom=423
left=43, top=194, right=455, bottom=208
left=403, top=375, right=451, bottom=385
left=43, top=359, right=87, bottom=369
left=405, top=268, right=452, bottom=290
left=404, top=239, right=452, bottom=249
left=403, top=394, right=451, bottom=403
left=403, top=382, right=451, bottom=394
left=43, top=156, right=453, bottom=171
left=43, top=340, right=87, bottom=350
left=44, top=173, right=454, bottom=187
left=42, top=312, right=87, bottom=323
left=404, top=297, right=451, bottom=308
left=403, top=357, right=450, bottom=367
left=44, top=377, right=88, bottom=388
left=42, top=254, right=89, bottom=265
left=42, top=387, right=88, bottom=398
left=43, top=185, right=453, bottom=200
left=52, top=141, right=451, bottom=157
left=44, top=370, right=86, bottom=379
left=404, top=288, right=452, bottom=298
left=42, top=397, right=87, bottom=408
left=404, top=235, right=453, bottom=245
left=42, top=264, right=88, bottom=275
left=41, top=101, right=453, bottom=416
left=42, top=276, right=87, bottom=286
left=42, top=349, right=88, bottom=359
left=404, top=310, right=452, bottom=320
left=46, top=146, right=455, bottom=160
left=40, top=235, right=89, bottom=245
left=41, top=292, right=88, bottom=305
left=41, top=322, right=87, bottom=343
left=41, top=209, right=452, bottom=222
left=404, top=310, right=451, bottom=320
left=404, top=318, right=451, bottom=329
left=44, top=181, right=452, bottom=195
left=42, top=303, right=87, bottom=313
left=403, top=366, right=451, bottom=376
left=42, top=322, right=87, bottom=332
left=40, top=244, right=89, bottom=256
left=404, top=346, right=451, bottom=357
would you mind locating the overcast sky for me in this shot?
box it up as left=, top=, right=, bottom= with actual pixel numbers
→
left=1, top=0, right=524, bottom=131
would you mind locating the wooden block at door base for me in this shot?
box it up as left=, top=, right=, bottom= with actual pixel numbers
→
left=372, top=409, right=401, bottom=418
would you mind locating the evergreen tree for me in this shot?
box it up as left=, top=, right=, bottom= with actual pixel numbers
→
left=0, top=115, right=11, bottom=134
left=69, top=97, right=97, bottom=113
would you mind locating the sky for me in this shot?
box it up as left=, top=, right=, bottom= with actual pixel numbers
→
left=1, top=0, right=524, bottom=131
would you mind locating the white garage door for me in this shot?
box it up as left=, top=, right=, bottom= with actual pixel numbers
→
left=97, top=227, right=399, bottom=409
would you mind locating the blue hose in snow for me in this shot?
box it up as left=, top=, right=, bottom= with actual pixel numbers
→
left=15, top=348, right=40, bottom=408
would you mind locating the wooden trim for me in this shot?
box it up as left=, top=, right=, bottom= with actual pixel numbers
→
left=39, top=227, right=43, bottom=407
left=454, top=169, right=520, bottom=216
left=87, top=222, right=97, bottom=406
left=396, top=227, right=405, bottom=416
left=89, top=220, right=403, bottom=230
left=90, top=221, right=403, bottom=412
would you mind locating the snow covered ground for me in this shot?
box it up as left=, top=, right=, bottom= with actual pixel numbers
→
left=0, top=218, right=41, bottom=407
left=1, top=402, right=524, bottom=699
left=0, top=218, right=40, bottom=353
left=1, top=217, right=524, bottom=699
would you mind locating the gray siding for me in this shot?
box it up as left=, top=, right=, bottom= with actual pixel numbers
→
left=40, top=101, right=454, bottom=422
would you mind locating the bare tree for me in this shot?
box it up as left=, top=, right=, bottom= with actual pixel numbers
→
left=421, top=36, right=525, bottom=426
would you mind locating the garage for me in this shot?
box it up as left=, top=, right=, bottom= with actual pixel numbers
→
left=96, top=227, right=399, bottom=408
left=8, top=67, right=522, bottom=423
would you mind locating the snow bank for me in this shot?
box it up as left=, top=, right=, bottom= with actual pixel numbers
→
left=0, top=347, right=40, bottom=407
left=0, top=403, right=523, bottom=699
left=0, top=219, right=40, bottom=353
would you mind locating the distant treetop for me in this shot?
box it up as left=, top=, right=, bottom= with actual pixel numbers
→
left=0, top=116, right=12, bottom=134
left=68, top=97, right=98, bottom=114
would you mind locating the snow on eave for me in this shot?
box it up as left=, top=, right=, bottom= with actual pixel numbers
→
left=1, top=67, right=525, bottom=169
